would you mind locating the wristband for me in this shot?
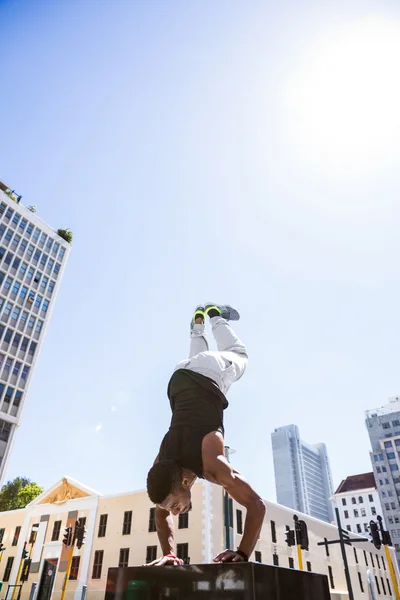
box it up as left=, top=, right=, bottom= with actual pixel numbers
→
left=236, top=550, right=249, bottom=562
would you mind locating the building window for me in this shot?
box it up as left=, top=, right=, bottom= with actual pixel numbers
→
left=344, top=510, right=349, bottom=518
left=328, top=566, right=335, bottom=589
left=385, top=503, right=390, bottom=511
left=69, top=556, right=80, bottom=580
left=12, top=526, right=21, bottom=546
left=356, top=524, right=362, bottom=533
left=352, top=497, right=356, bottom=504
left=346, top=525, right=351, bottom=531
left=306, top=561, right=312, bottom=572
left=3, top=557, right=14, bottom=582
left=358, top=572, right=364, bottom=593
left=342, top=498, right=347, bottom=506
left=288, top=557, right=294, bottom=569
left=271, top=520, right=277, bottom=543
left=91, top=550, right=104, bottom=579
left=361, top=508, right=366, bottom=517
left=29, top=524, right=39, bottom=544
left=382, top=556, right=386, bottom=571
left=364, top=523, right=369, bottom=533
left=358, top=496, right=364, bottom=503
left=11, top=361, right=20, bottom=377
left=376, top=467, right=381, bottom=473
left=146, top=546, right=157, bottom=564
left=118, top=548, right=129, bottom=568
left=177, top=543, right=189, bottom=564
left=178, top=511, right=189, bottom=530
left=236, top=510, right=243, bottom=535
left=364, top=551, right=368, bottom=566
left=387, top=452, right=396, bottom=459
left=372, top=507, right=376, bottom=515
left=254, top=551, right=262, bottom=563
left=382, top=422, right=390, bottom=429
left=375, top=576, right=381, bottom=595
left=20, top=337, right=29, bottom=352
left=354, top=509, right=359, bottom=518
left=98, top=514, right=108, bottom=537
left=387, top=578, right=392, bottom=596
left=370, top=553, right=375, bottom=568
left=273, top=553, right=279, bottom=566
left=385, top=441, right=393, bottom=448
left=21, top=366, right=30, bottom=381
left=354, top=548, right=358, bottom=564
left=122, top=511, right=132, bottom=535
left=13, top=391, right=22, bottom=408
left=376, top=555, right=380, bottom=569
left=52, top=520, right=61, bottom=541
left=391, top=502, right=397, bottom=509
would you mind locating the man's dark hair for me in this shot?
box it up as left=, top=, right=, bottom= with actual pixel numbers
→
left=147, top=460, right=183, bottom=504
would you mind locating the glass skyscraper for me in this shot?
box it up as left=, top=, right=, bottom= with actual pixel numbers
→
left=0, top=182, right=69, bottom=484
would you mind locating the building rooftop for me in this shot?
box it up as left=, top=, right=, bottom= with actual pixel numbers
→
left=334, top=472, right=376, bottom=495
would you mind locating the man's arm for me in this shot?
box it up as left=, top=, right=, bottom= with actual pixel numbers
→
left=214, top=460, right=265, bottom=559
left=155, top=506, right=176, bottom=556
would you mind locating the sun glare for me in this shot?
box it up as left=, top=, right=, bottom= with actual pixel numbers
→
left=284, top=16, right=400, bottom=175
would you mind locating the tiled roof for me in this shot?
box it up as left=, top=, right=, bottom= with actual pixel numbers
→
left=334, top=472, right=376, bottom=495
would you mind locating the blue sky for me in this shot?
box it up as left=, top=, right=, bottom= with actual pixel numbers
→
left=2, top=0, right=400, bottom=502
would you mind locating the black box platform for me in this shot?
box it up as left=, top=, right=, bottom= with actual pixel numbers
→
left=105, top=562, right=331, bottom=599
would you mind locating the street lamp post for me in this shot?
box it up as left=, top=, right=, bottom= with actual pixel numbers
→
left=224, top=446, right=236, bottom=550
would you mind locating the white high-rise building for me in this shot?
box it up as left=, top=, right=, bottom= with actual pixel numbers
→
left=0, top=181, right=70, bottom=484
left=271, top=424, right=334, bottom=523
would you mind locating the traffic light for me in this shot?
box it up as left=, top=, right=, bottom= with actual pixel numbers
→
left=298, top=520, right=309, bottom=551
left=20, top=558, right=31, bottom=582
left=370, top=520, right=382, bottom=550
left=285, top=528, right=296, bottom=547
left=382, top=530, right=392, bottom=546
left=62, top=527, right=73, bottom=547
left=21, top=543, right=28, bottom=559
left=74, top=519, right=87, bottom=550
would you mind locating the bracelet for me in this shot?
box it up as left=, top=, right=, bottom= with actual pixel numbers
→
left=236, top=550, right=249, bottom=562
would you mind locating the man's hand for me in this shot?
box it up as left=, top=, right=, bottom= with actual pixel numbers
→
left=213, top=550, right=246, bottom=563
left=144, top=555, right=184, bottom=567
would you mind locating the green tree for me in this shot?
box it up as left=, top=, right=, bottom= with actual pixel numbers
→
left=0, top=477, right=43, bottom=511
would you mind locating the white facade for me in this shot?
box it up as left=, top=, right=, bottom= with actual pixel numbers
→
left=0, top=186, right=70, bottom=483
left=332, top=486, right=383, bottom=536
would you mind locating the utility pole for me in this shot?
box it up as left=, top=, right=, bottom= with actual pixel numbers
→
left=61, top=519, right=86, bottom=600
left=376, top=516, right=400, bottom=600
left=293, top=515, right=309, bottom=571
left=318, top=508, right=379, bottom=600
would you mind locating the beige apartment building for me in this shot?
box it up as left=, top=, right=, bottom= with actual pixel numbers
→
left=0, top=476, right=398, bottom=600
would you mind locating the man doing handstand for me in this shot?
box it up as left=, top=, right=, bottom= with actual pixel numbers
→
left=146, top=303, right=265, bottom=565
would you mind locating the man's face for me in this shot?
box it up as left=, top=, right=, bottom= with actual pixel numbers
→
left=159, top=487, right=191, bottom=516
